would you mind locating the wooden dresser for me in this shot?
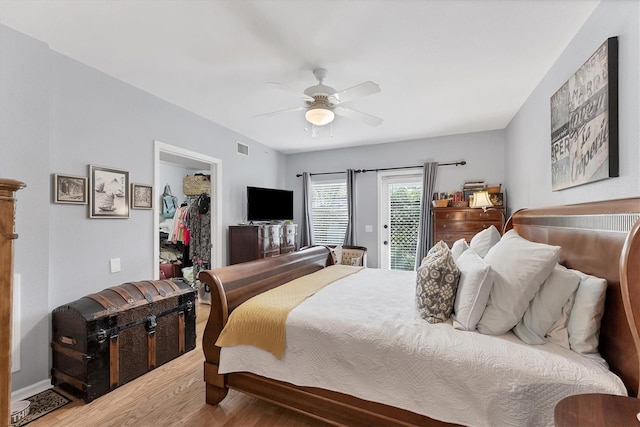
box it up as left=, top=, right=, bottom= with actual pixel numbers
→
left=432, top=207, right=505, bottom=247
left=228, top=224, right=298, bottom=265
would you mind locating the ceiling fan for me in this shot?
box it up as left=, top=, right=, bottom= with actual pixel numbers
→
left=258, top=68, right=383, bottom=128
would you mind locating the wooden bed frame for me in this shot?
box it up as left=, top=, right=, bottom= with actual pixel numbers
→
left=199, top=198, right=640, bottom=426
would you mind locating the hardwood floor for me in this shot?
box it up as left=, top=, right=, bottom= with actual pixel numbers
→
left=32, top=303, right=330, bottom=427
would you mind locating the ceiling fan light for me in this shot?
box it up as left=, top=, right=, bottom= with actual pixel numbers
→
left=305, top=107, right=335, bottom=126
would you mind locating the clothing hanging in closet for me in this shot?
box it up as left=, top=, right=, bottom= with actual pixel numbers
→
left=188, top=193, right=211, bottom=267
left=169, top=205, right=190, bottom=245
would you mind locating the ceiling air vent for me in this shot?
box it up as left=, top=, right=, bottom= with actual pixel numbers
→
left=236, top=141, right=249, bottom=156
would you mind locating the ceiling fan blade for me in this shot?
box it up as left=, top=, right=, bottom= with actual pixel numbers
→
left=255, top=106, right=306, bottom=118
left=330, top=81, right=381, bottom=104
left=333, top=106, right=383, bottom=127
left=267, top=82, right=314, bottom=102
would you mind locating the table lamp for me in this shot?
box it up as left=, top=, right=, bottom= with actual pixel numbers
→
left=470, top=190, right=493, bottom=212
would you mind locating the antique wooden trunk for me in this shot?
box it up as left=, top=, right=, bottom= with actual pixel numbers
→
left=51, top=279, right=196, bottom=402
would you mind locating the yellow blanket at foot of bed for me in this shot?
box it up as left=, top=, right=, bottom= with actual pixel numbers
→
left=216, top=264, right=363, bottom=359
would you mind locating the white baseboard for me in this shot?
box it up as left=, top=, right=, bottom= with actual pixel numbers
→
left=11, top=379, right=51, bottom=402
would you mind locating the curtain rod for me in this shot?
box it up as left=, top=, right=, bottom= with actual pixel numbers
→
left=295, top=160, right=466, bottom=177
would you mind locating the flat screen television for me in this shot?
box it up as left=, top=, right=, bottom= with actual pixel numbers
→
left=247, top=186, right=293, bottom=222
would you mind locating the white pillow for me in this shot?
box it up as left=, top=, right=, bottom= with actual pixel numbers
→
left=546, top=292, right=576, bottom=349
left=476, top=229, right=561, bottom=336
left=330, top=245, right=343, bottom=265
left=451, top=238, right=469, bottom=262
left=513, top=264, right=580, bottom=344
left=452, top=248, right=493, bottom=331
left=469, top=225, right=501, bottom=258
left=567, top=269, right=607, bottom=355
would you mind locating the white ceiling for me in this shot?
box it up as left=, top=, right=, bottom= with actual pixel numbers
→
left=0, top=0, right=599, bottom=154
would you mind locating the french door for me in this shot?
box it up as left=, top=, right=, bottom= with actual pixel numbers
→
left=379, top=171, right=423, bottom=270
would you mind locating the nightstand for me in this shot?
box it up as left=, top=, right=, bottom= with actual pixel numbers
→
left=554, top=393, right=640, bottom=426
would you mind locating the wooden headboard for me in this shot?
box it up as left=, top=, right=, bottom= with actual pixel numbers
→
left=507, top=198, right=640, bottom=396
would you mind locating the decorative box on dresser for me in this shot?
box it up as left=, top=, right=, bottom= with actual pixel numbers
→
left=228, top=224, right=298, bottom=265
left=432, top=207, right=506, bottom=247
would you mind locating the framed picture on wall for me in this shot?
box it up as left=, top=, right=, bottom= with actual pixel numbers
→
left=52, top=173, right=87, bottom=204
left=89, top=165, right=130, bottom=218
left=131, top=183, right=153, bottom=209
left=550, top=37, right=619, bottom=191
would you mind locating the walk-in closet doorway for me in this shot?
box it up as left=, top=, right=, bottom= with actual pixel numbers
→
left=153, top=140, right=222, bottom=280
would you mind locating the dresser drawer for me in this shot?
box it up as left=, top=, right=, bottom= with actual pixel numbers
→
left=279, top=246, right=295, bottom=255
left=434, top=221, right=487, bottom=232
left=468, top=221, right=503, bottom=233
left=259, top=237, right=280, bottom=252
left=468, top=209, right=504, bottom=221
left=261, top=249, right=280, bottom=258
left=433, top=210, right=468, bottom=221
left=258, top=224, right=281, bottom=239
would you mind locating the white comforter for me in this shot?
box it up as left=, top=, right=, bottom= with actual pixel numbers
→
left=218, top=268, right=626, bottom=426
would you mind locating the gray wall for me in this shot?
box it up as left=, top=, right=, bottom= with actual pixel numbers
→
left=285, top=130, right=506, bottom=267
left=0, top=24, right=51, bottom=393
left=1, top=24, right=286, bottom=390
left=505, top=0, right=639, bottom=210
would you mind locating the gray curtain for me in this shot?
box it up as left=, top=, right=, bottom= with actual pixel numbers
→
left=300, top=172, right=314, bottom=248
left=343, top=169, right=357, bottom=245
left=415, top=162, right=438, bottom=269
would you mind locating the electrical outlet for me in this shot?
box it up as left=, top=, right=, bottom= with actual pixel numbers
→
left=110, top=258, right=121, bottom=273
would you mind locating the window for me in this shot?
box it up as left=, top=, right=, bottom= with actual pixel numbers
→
left=311, top=181, right=348, bottom=245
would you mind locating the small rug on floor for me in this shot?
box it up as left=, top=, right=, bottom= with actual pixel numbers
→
left=12, top=389, right=71, bottom=426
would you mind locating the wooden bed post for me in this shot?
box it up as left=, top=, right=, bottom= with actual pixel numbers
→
left=198, top=247, right=332, bottom=405
left=620, top=217, right=640, bottom=396
left=199, top=269, right=229, bottom=405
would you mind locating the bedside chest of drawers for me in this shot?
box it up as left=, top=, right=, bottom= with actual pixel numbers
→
left=432, top=207, right=505, bottom=247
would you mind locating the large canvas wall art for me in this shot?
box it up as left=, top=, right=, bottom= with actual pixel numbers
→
left=550, top=37, right=618, bottom=191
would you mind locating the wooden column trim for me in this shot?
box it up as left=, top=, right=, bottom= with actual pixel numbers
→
left=0, top=179, right=26, bottom=427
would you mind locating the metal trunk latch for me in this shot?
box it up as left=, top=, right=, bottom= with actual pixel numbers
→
left=146, top=315, right=157, bottom=335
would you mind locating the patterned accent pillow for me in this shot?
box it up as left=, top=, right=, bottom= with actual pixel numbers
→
left=416, top=244, right=461, bottom=323
left=421, top=240, right=449, bottom=265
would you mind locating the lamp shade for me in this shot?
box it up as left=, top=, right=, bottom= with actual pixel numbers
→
left=305, top=107, right=335, bottom=126
left=471, top=190, right=493, bottom=209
